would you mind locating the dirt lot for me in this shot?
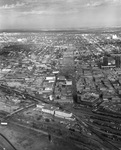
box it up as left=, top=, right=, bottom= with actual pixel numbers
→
left=0, top=123, right=80, bottom=150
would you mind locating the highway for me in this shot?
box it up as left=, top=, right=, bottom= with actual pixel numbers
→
left=0, top=133, right=17, bottom=150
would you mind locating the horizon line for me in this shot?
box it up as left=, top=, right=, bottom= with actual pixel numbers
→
left=0, top=26, right=121, bottom=33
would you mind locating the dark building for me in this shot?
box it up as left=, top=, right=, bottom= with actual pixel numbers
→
left=111, top=54, right=121, bottom=68
left=103, top=56, right=108, bottom=66
left=115, top=56, right=121, bottom=68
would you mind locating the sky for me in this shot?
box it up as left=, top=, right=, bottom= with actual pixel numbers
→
left=0, top=0, right=121, bottom=30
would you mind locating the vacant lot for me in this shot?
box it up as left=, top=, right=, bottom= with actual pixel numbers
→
left=0, top=123, right=80, bottom=150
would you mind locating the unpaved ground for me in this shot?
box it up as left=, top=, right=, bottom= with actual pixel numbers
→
left=0, top=123, right=80, bottom=150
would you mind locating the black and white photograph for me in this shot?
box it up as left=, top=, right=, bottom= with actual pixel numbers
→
left=0, top=0, right=121, bottom=150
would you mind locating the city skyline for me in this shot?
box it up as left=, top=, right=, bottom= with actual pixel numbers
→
left=0, top=0, right=121, bottom=30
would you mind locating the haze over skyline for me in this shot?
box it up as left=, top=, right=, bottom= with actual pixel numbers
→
left=0, top=0, right=121, bottom=30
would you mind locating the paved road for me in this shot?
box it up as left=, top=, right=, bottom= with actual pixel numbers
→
left=0, top=133, right=17, bottom=150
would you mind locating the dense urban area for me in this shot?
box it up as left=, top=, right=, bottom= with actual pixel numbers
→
left=1, top=30, right=121, bottom=150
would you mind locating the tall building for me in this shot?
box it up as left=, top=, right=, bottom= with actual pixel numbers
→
left=103, top=56, right=108, bottom=66
left=111, top=54, right=121, bottom=68
left=115, top=56, right=121, bottom=68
